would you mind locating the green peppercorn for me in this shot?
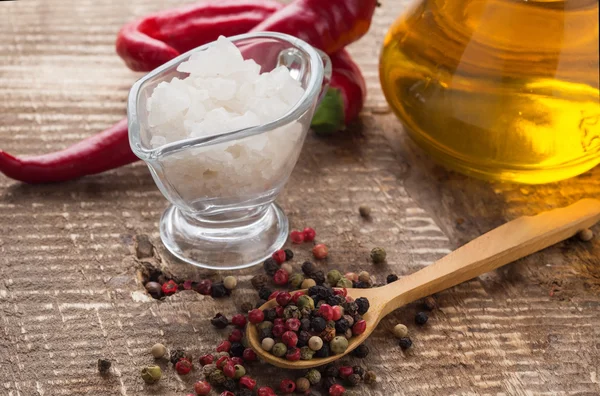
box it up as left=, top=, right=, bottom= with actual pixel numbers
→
left=347, top=373, right=361, bottom=387
left=327, top=270, right=342, bottom=286
left=358, top=271, right=371, bottom=283
left=370, top=247, right=387, bottom=263
left=257, top=321, right=273, bottom=331
left=202, top=363, right=217, bottom=377
left=297, top=295, right=315, bottom=310
left=301, top=278, right=317, bottom=289
left=283, top=305, right=301, bottom=319
left=300, top=346, right=315, bottom=360
left=393, top=324, right=408, bottom=338
left=289, top=273, right=305, bottom=289
left=336, top=278, right=353, bottom=288
left=150, top=343, right=167, bottom=359
left=364, top=371, right=377, bottom=385
left=330, top=336, right=349, bottom=354
left=233, top=364, right=246, bottom=379
left=208, top=369, right=227, bottom=385
left=141, top=365, right=162, bottom=384
left=272, top=342, right=287, bottom=357
left=223, top=275, right=237, bottom=290
left=296, top=377, right=311, bottom=392
left=305, top=368, right=322, bottom=385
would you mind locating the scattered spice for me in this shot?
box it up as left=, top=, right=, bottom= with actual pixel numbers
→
left=98, top=358, right=111, bottom=375
left=194, top=380, right=211, bottom=395
left=358, top=205, right=371, bottom=217
left=280, top=263, right=294, bottom=275
left=313, top=243, right=329, bottom=259
left=150, top=343, right=167, bottom=358
left=329, top=384, right=346, bottom=396
left=578, top=228, right=594, bottom=242
left=302, top=278, right=317, bottom=289
left=141, top=365, right=162, bottom=384
left=322, top=377, right=338, bottom=390
left=302, top=261, right=317, bottom=275
left=303, top=227, right=317, bottom=242
left=423, top=296, right=438, bottom=311
left=296, top=377, right=311, bottom=392
left=231, top=314, right=247, bottom=328
left=306, top=368, right=321, bottom=385
left=263, top=258, right=279, bottom=276
left=347, top=373, right=361, bottom=386
left=196, top=279, right=213, bottom=295
left=415, top=312, right=428, bottom=325
left=223, top=276, right=237, bottom=290
left=370, top=247, right=386, bottom=264
left=199, top=354, right=214, bottom=366
left=240, top=301, right=254, bottom=313
left=251, top=274, right=269, bottom=290
left=257, top=387, right=276, bottom=396
left=145, top=281, right=162, bottom=298
left=290, top=230, right=305, bottom=243
left=280, top=378, right=296, bottom=393
left=211, top=313, right=229, bottom=329
left=289, top=273, right=305, bottom=289
left=175, top=358, right=193, bottom=375
left=386, top=274, right=398, bottom=283
left=330, top=336, right=349, bottom=354
left=273, top=268, right=289, bottom=285
left=211, top=282, right=228, bottom=298
left=353, top=366, right=365, bottom=378
left=170, top=348, right=186, bottom=365
left=352, top=344, right=369, bottom=358
left=363, top=371, right=377, bottom=385
left=393, top=324, right=408, bottom=338
left=162, top=280, right=178, bottom=296
left=272, top=249, right=287, bottom=264
left=398, top=337, right=413, bottom=350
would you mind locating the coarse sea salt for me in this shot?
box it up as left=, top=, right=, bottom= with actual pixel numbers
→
left=146, top=36, right=307, bottom=200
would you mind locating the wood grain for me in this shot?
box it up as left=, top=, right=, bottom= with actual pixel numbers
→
left=0, top=0, right=599, bottom=395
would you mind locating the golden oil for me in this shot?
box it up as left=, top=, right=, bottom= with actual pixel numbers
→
left=380, top=0, right=599, bottom=183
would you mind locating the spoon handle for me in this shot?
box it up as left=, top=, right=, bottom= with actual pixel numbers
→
left=378, top=198, right=600, bottom=316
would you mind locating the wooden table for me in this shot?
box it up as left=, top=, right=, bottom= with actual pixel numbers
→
left=1, top=1, right=599, bottom=395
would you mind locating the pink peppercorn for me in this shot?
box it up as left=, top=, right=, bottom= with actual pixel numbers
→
left=290, top=230, right=305, bottom=244
left=175, top=358, right=193, bottom=375
left=231, top=314, right=247, bottom=328
left=194, top=381, right=211, bottom=396
left=286, top=347, right=301, bottom=361
left=272, top=324, right=286, bottom=338
left=268, top=290, right=280, bottom=300
left=216, top=356, right=230, bottom=369
left=223, top=362, right=236, bottom=378
left=198, top=354, right=214, bottom=366
left=273, top=269, right=289, bottom=286
left=332, top=306, right=343, bottom=321
left=183, top=280, right=193, bottom=290
left=339, top=366, right=353, bottom=378
left=231, top=357, right=244, bottom=366
left=291, top=291, right=305, bottom=303
left=248, top=309, right=265, bottom=324
left=312, top=244, right=328, bottom=259
left=275, top=306, right=284, bottom=318
left=334, top=288, right=347, bottom=297
left=274, top=318, right=285, bottom=326
left=220, top=392, right=235, bottom=396
left=161, top=280, right=178, bottom=296
left=286, top=318, right=301, bottom=332
left=239, top=376, right=257, bottom=390
left=282, top=331, right=298, bottom=347
left=229, top=329, right=243, bottom=343
left=216, top=340, right=231, bottom=353
left=318, top=304, right=334, bottom=321
left=257, top=387, right=276, bottom=396
left=352, top=320, right=367, bottom=335
left=276, top=291, right=292, bottom=306
left=345, top=272, right=358, bottom=282
left=272, top=249, right=286, bottom=264
left=279, top=379, right=296, bottom=393
left=329, top=384, right=346, bottom=396
left=303, top=227, right=316, bottom=242
left=195, top=279, right=212, bottom=295
left=243, top=348, right=257, bottom=361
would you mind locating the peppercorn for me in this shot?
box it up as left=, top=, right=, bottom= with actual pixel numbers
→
left=578, top=228, right=594, bottom=241
left=336, top=278, right=353, bottom=288
left=170, top=349, right=186, bottom=365
left=215, top=351, right=230, bottom=360
left=202, top=363, right=217, bottom=377
left=210, top=282, right=227, bottom=298
left=357, top=271, right=370, bottom=283
left=257, top=320, right=273, bottom=332
left=415, top=312, right=428, bottom=325
left=309, top=285, right=333, bottom=300
left=289, top=273, right=305, bottom=289
left=352, top=366, right=365, bottom=378
left=272, top=342, right=287, bottom=357
left=300, top=318, right=311, bottom=331
left=309, top=270, right=326, bottom=285
left=233, top=364, right=246, bottom=380
left=282, top=331, right=299, bottom=347
left=344, top=328, right=353, bottom=339
left=398, top=337, right=413, bottom=350
left=257, top=387, right=276, bottom=396
left=175, top=358, right=193, bottom=375
left=386, top=274, right=398, bottom=283
left=364, top=370, right=377, bottom=385
left=284, top=248, right=294, bottom=260
left=208, top=369, right=227, bottom=385
left=195, top=279, right=212, bottom=295
left=326, top=270, right=342, bottom=286
left=321, top=326, right=336, bottom=342
left=248, top=309, right=265, bottom=324
left=98, top=358, right=111, bottom=375
left=358, top=205, right=371, bottom=217
left=223, top=276, right=237, bottom=290
left=355, top=297, right=370, bottom=315
left=263, top=258, right=279, bottom=276
left=259, top=337, right=274, bottom=352
left=199, top=354, right=214, bottom=366
left=342, top=301, right=358, bottom=316
left=329, top=295, right=346, bottom=306
left=210, top=313, right=229, bottom=329
left=346, top=374, right=361, bottom=387
left=322, top=377, right=338, bottom=390
left=301, top=346, right=315, bottom=360
left=314, top=344, right=330, bottom=358
left=311, top=317, right=327, bottom=332
left=303, top=227, right=316, bottom=241
left=273, top=269, right=289, bottom=286
left=286, top=347, right=301, bottom=361
left=370, top=247, right=386, bottom=263
left=223, top=378, right=237, bottom=392
left=283, top=305, right=301, bottom=320
left=313, top=244, right=328, bottom=259
left=352, top=313, right=363, bottom=324
left=324, top=365, right=339, bottom=378
left=296, top=295, right=315, bottom=311
left=141, top=365, right=162, bottom=384
left=335, top=318, right=350, bottom=334
left=305, top=368, right=321, bottom=385
left=255, top=299, right=267, bottom=309
left=342, top=315, right=354, bottom=327
left=250, top=275, right=268, bottom=291
left=161, top=280, right=178, bottom=296
left=423, top=296, right=438, bottom=311
left=230, top=342, right=245, bottom=357
left=281, top=263, right=294, bottom=276
left=194, top=380, right=211, bottom=396
left=330, top=336, right=349, bottom=354
left=296, top=377, right=311, bottom=392
left=302, top=261, right=317, bottom=275
left=355, top=281, right=371, bottom=289
left=298, top=330, right=311, bottom=348
left=145, top=281, right=162, bottom=298
left=272, top=324, right=285, bottom=338
left=393, top=324, right=409, bottom=338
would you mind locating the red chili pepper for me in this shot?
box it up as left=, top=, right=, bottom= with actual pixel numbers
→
left=0, top=118, right=137, bottom=183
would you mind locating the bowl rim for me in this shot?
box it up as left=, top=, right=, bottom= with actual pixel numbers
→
left=127, top=31, right=324, bottom=160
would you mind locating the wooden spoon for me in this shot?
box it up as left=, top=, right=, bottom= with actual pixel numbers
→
left=247, top=198, right=600, bottom=369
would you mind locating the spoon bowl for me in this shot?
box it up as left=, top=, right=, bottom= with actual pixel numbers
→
left=247, top=198, right=600, bottom=369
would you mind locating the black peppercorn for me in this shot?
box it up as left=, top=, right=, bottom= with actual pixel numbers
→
left=302, top=261, right=316, bottom=275
left=415, top=312, right=428, bottom=325
left=347, top=373, right=361, bottom=387
left=301, top=318, right=311, bottom=331
left=258, top=287, right=273, bottom=301
left=169, top=349, right=186, bottom=365
left=211, top=313, right=229, bottom=329
left=263, top=258, right=279, bottom=276
left=324, top=365, right=339, bottom=378
left=259, top=327, right=273, bottom=340
left=255, top=299, right=267, bottom=308
left=98, top=358, right=111, bottom=375
left=223, top=378, right=237, bottom=392
left=144, top=281, right=163, bottom=299
left=309, top=270, right=325, bottom=285
left=386, top=274, right=399, bottom=284
left=264, top=308, right=277, bottom=322
left=352, top=313, right=363, bottom=324
left=322, top=377, right=338, bottom=390
left=352, top=366, right=365, bottom=378
left=284, top=249, right=294, bottom=261
left=355, top=281, right=370, bottom=289
left=423, top=296, right=438, bottom=311
left=342, top=301, right=358, bottom=315
left=230, top=342, right=245, bottom=357
left=211, top=282, right=228, bottom=298
left=352, top=344, right=369, bottom=358
left=251, top=274, right=270, bottom=290
left=335, top=318, right=350, bottom=334
left=308, top=285, right=333, bottom=300
left=298, top=330, right=311, bottom=348
left=311, top=317, right=327, bottom=333
left=314, top=344, right=330, bottom=358
left=240, top=301, right=254, bottom=313
left=355, top=297, right=370, bottom=315
left=399, top=337, right=413, bottom=350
